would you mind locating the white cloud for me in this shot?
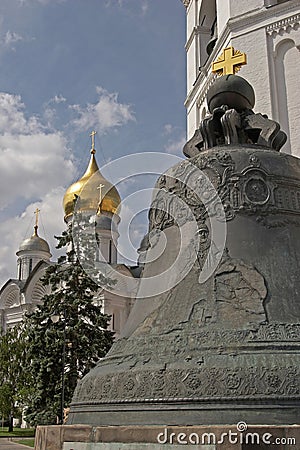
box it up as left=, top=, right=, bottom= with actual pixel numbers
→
left=49, top=94, right=67, bottom=104
left=0, top=90, right=76, bottom=285
left=0, top=93, right=41, bottom=134
left=141, top=0, right=148, bottom=16
left=0, top=132, right=75, bottom=210
left=0, top=84, right=137, bottom=285
left=105, top=0, right=149, bottom=16
left=163, top=124, right=174, bottom=135
left=70, top=86, right=135, bottom=133
left=105, top=0, right=123, bottom=6
left=0, top=92, right=76, bottom=209
left=3, top=31, right=24, bottom=46
left=0, top=188, right=66, bottom=287
left=18, top=0, right=66, bottom=4
left=164, top=135, right=186, bottom=156
left=43, top=107, right=56, bottom=128
left=0, top=29, right=34, bottom=53
left=42, top=95, right=67, bottom=129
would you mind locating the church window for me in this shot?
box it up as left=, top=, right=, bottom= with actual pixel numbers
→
left=198, top=0, right=217, bottom=66
left=111, top=313, right=115, bottom=330
left=109, top=240, right=112, bottom=264
left=29, top=258, right=33, bottom=274
left=18, top=262, right=22, bottom=280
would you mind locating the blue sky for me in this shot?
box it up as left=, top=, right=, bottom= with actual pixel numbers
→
left=0, top=0, right=187, bottom=285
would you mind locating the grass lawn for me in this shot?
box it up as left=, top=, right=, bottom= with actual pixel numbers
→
left=0, top=428, right=35, bottom=437
left=14, top=438, right=35, bottom=447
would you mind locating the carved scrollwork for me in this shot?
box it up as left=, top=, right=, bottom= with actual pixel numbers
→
left=183, top=105, right=287, bottom=157
left=148, top=148, right=300, bottom=233
left=148, top=151, right=236, bottom=232
left=73, top=365, right=300, bottom=403
left=245, top=178, right=270, bottom=204
left=106, top=324, right=300, bottom=363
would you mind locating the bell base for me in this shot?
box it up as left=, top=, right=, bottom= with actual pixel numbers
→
left=34, top=423, right=300, bottom=449
left=68, top=399, right=300, bottom=426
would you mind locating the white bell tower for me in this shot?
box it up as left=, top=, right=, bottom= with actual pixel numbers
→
left=182, top=0, right=300, bottom=156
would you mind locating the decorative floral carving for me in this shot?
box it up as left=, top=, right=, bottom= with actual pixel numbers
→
left=73, top=363, right=300, bottom=404
left=265, top=373, right=283, bottom=393
left=102, top=379, right=113, bottom=397
left=225, top=371, right=242, bottom=390
left=148, top=147, right=300, bottom=233
left=185, top=372, right=203, bottom=394
left=123, top=376, right=136, bottom=393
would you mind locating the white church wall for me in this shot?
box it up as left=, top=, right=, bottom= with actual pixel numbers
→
left=232, top=28, right=273, bottom=119
left=186, top=38, right=197, bottom=94
left=103, top=290, right=132, bottom=339
left=285, top=44, right=300, bottom=157
left=17, top=250, right=50, bottom=281
left=230, top=0, right=264, bottom=17
left=183, top=0, right=300, bottom=157
left=0, top=284, right=20, bottom=310
left=186, top=0, right=196, bottom=39
left=267, top=13, right=300, bottom=156
left=0, top=284, right=22, bottom=331
left=186, top=97, right=199, bottom=140
left=216, top=0, right=230, bottom=37
left=25, top=270, right=49, bottom=306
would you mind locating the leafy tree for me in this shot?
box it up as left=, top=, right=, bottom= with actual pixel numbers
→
left=24, top=216, right=114, bottom=426
left=0, top=325, right=32, bottom=431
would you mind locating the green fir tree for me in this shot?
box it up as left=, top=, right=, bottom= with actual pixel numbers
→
left=24, top=216, right=114, bottom=426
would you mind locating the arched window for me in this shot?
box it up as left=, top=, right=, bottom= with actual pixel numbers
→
left=111, top=313, right=115, bottom=330
left=18, top=261, right=22, bottom=280
left=198, top=0, right=217, bottom=66
left=108, top=240, right=112, bottom=264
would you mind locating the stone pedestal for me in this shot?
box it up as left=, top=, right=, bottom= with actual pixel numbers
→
left=34, top=424, right=300, bottom=450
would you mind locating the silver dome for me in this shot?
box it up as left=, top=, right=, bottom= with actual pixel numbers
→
left=18, top=232, right=50, bottom=254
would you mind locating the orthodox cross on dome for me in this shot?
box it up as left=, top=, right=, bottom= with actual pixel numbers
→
left=34, top=207, right=40, bottom=235
left=34, top=207, right=40, bottom=227
left=212, top=46, right=247, bottom=76
left=97, top=183, right=105, bottom=214
left=97, top=184, right=105, bottom=202
left=90, top=130, right=97, bottom=154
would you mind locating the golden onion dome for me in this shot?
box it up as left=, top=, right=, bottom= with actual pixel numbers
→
left=63, top=148, right=121, bottom=221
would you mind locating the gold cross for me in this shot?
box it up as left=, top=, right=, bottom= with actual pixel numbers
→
left=90, top=130, right=97, bottom=154
left=97, top=184, right=105, bottom=203
left=212, top=47, right=247, bottom=76
left=34, top=208, right=40, bottom=227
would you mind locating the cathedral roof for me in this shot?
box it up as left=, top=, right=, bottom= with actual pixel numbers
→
left=0, top=279, right=24, bottom=296
left=17, top=226, right=51, bottom=254
left=63, top=146, right=121, bottom=221
left=22, top=259, right=52, bottom=291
